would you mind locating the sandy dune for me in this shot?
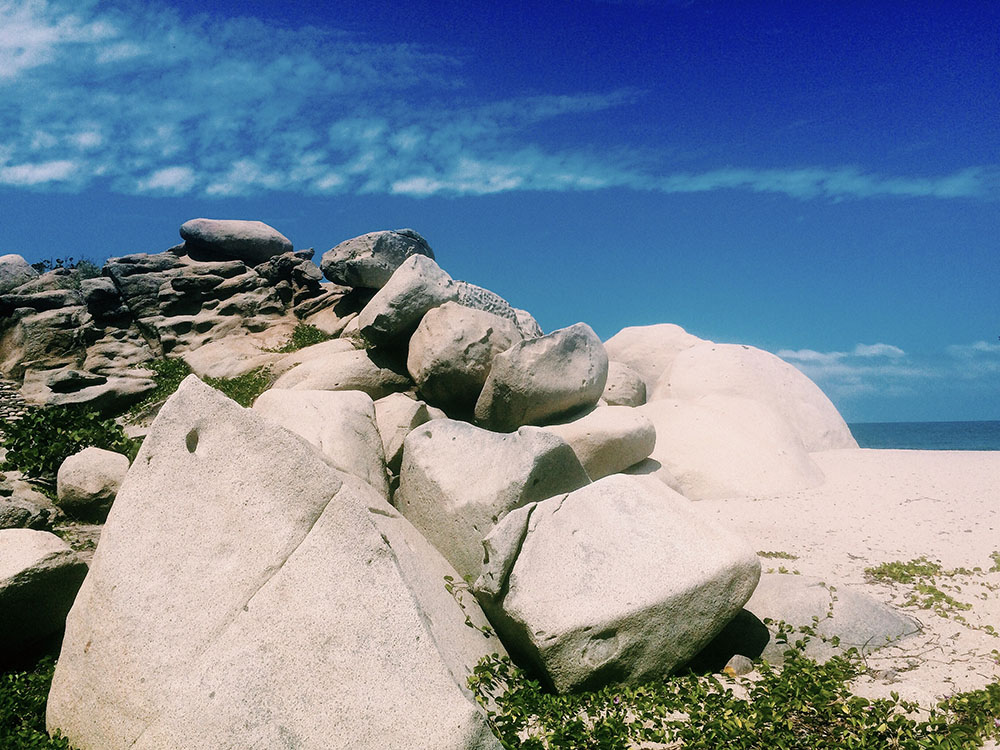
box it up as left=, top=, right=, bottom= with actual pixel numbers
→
left=700, top=448, right=1000, bottom=719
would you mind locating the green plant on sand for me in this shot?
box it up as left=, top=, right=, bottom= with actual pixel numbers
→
left=865, top=556, right=976, bottom=618
left=468, top=627, right=1000, bottom=749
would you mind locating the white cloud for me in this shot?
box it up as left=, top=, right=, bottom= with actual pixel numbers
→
left=778, top=340, right=1000, bottom=403
left=0, top=0, right=996, bottom=201
left=853, top=343, right=906, bottom=358
left=947, top=340, right=1000, bottom=358
left=656, top=167, right=996, bottom=201
left=136, top=165, right=196, bottom=193
left=0, top=158, right=78, bottom=184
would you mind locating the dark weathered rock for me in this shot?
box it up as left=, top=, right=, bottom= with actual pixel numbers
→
left=179, top=219, right=293, bottom=265
left=0, top=529, right=88, bottom=667
left=320, top=229, right=434, bottom=289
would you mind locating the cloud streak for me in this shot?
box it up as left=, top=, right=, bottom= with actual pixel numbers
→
left=1, top=0, right=997, bottom=202
left=778, top=340, right=1000, bottom=402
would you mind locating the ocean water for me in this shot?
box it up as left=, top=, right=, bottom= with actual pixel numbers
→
left=848, top=421, right=1000, bottom=451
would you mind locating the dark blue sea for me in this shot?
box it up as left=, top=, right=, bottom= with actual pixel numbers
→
left=848, top=421, right=1000, bottom=451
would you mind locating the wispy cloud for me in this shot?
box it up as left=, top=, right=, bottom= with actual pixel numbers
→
left=0, top=0, right=997, bottom=201
left=778, top=340, right=1000, bottom=402
left=657, top=167, right=997, bottom=201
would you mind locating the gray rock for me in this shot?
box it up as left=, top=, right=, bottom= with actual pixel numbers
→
left=320, top=229, right=434, bottom=289
left=47, top=376, right=500, bottom=750
left=394, top=419, right=590, bottom=581
left=474, top=323, right=609, bottom=432
left=46, top=369, right=108, bottom=393
left=254, top=389, right=390, bottom=500
left=474, top=475, right=761, bottom=692
left=602, top=361, right=646, bottom=407
left=357, top=255, right=458, bottom=347
left=407, top=302, right=521, bottom=412
left=540, top=406, right=656, bottom=481
left=0, top=529, right=88, bottom=666
left=745, top=574, right=921, bottom=662
left=0, top=254, right=39, bottom=294
left=0, top=480, right=62, bottom=530
left=56, top=447, right=131, bottom=519
left=179, top=218, right=293, bottom=266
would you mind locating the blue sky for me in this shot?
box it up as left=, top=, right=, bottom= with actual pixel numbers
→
left=1, top=0, right=997, bottom=422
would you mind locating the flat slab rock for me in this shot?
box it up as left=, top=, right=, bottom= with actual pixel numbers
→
left=47, top=376, right=501, bottom=750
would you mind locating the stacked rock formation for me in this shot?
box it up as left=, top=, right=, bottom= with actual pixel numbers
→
left=0, top=220, right=875, bottom=749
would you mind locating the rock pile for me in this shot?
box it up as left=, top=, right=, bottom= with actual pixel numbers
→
left=0, top=219, right=876, bottom=749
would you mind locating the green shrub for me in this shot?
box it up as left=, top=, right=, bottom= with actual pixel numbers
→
left=268, top=323, right=333, bottom=353
left=1, top=405, right=139, bottom=483
left=204, top=367, right=272, bottom=407
left=469, top=637, right=1000, bottom=749
left=128, top=359, right=271, bottom=411
left=0, top=657, right=73, bottom=749
left=128, top=358, right=192, bottom=417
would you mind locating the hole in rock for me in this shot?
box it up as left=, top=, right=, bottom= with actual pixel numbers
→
left=185, top=428, right=199, bottom=453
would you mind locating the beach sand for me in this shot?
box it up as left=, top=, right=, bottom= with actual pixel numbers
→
left=701, top=448, right=1000, bottom=730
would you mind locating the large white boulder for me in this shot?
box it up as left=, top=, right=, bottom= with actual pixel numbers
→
left=0, top=253, right=39, bottom=293
left=357, top=254, right=458, bottom=347
left=664, top=343, right=857, bottom=451
left=179, top=219, right=292, bottom=266
left=373, top=393, right=432, bottom=473
left=541, top=406, right=656, bottom=480
left=320, top=228, right=434, bottom=289
left=394, top=419, right=590, bottom=580
left=407, top=302, right=522, bottom=412
left=56, top=447, right=130, bottom=518
left=253, top=389, right=390, bottom=500
left=474, top=475, right=760, bottom=692
left=635, top=396, right=825, bottom=500
left=47, top=376, right=501, bottom=750
left=0, top=529, right=88, bottom=665
left=270, top=347, right=411, bottom=399
left=602, top=324, right=703, bottom=395
left=474, top=323, right=609, bottom=432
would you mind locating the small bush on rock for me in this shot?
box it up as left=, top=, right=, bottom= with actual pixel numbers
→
left=204, top=367, right=272, bottom=407
left=269, top=323, right=333, bottom=353
left=1, top=405, right=139, bottom=484
left=135, top=358, right=193, bottom=408
left=1, top=657, right=73, bottom=749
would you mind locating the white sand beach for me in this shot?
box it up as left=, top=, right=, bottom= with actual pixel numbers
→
left=702, top=448, right=1000, bottom=717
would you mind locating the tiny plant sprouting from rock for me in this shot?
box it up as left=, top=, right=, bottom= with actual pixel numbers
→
left=443, top=576, right=495, bottom=639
